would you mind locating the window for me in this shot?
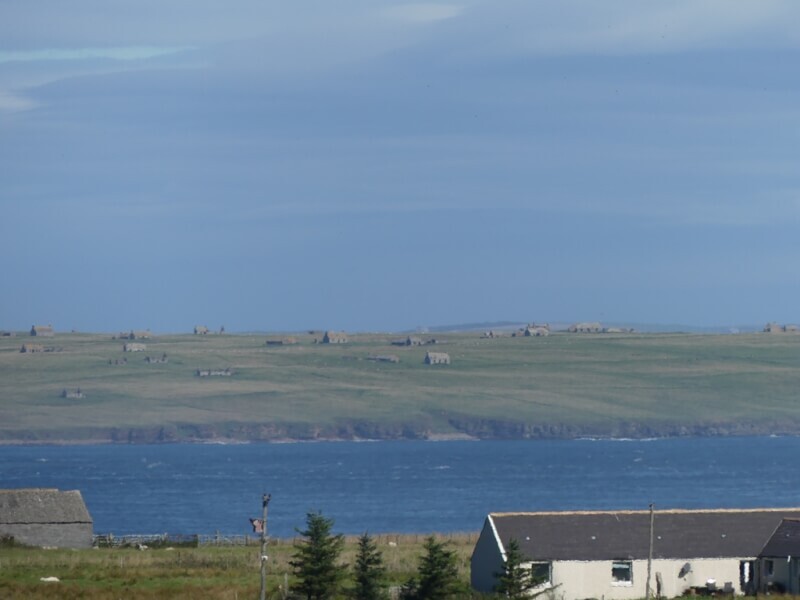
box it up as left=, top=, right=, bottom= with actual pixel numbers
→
left=531, top=562, right=552, bottom=586
left=765, top=560, right=774, bottom=577
left=612, top=561, right=633, bottom=585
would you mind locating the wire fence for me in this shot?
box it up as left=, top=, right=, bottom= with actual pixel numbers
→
left=93, top=531, right=477, bottom=548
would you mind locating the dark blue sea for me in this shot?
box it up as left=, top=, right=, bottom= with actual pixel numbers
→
left=2, top=437, right=798, bottom=538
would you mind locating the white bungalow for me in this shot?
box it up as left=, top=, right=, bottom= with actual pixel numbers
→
left=471, top=508, right=800, bottom=599
left=758, top=517, right=800, bottom=594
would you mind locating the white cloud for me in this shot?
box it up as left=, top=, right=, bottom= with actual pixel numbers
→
left=382, top=3, right=463, bottom=24
left=453, top=0, right=800, bottom=57
left=0, top=46, right=192, bottom=64
left=0, top=90, right=37, bottom=112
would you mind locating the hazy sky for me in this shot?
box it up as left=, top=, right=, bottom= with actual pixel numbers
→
left=2, top=1, right=799, bottom=333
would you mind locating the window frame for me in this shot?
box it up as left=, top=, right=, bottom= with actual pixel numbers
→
left=611, top=560, right=634, bottom=586
left=765, top=559, right=774, bottom=577
left=529, top=561, right=552, bottom=586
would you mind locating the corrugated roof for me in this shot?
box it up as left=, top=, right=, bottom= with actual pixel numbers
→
left=760, top=518, right=800, bottom=557
left=0, top=488, right=92, bottom=524
left=490, top=508, right=800, bottom=561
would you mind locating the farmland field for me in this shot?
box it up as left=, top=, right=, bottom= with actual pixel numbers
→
left=0, top=533, right=476, bottom=599
left=1, top=330, right=799, bottom=443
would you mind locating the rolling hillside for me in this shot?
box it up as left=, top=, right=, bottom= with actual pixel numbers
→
left=1, top=330, right=799, bottom=443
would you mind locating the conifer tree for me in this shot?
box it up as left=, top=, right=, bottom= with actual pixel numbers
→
left=290, top=511, right=346, bottom=600
left=352, top=532, right=388, bottom=600
left=494, top=538, right=538, bottom=599
left=400, top=536, right=465, bottom=600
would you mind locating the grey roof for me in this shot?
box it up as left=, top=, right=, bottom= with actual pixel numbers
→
left=0, top=489, right=92, bottom=524
left=490, top=508, right=800, bottom=561
left=760, top=518, right=800, bottom=557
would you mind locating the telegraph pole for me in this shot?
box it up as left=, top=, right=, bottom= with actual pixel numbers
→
left=646, top=502, right=654, bottom=600
left=260, top=493, right=271, bottom=600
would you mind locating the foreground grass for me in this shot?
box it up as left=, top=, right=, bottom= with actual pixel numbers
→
left=2, top=331, right=800, bottom=442
left=0, top=533, right=476, bottom=599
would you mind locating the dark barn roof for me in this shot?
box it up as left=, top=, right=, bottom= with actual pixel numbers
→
left=760, top=518, right=800, bottom=557
left=0, top=489, right=92, bottom=524
left=490, top=508, right=800, bottom=561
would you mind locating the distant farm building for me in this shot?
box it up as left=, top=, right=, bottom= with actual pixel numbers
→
left=118, top=330, right=151, bottom=340
left=424, top=351, right=451, bottom=365
left=366, top=354, right=400, bottom=363
left=194, top=325, right=209, bottom=335
left=525, top=324, right=550, bottom=337
left=30, top=324, right=54, bottom=337
left=145, top=354, right=169, bottom=364
left=481, top=330, right=504, bottom=338
left=20, top=344, right=60, bottom=353
left=61, top=388, right=84, bottom=399
left=1, top=331, right=16, bottom=337
left=568, top=322, right=603, bottom=333
left=323, top=331, right=348, bottom=344
left=196, top=368, right=233, bottom=377
left=265, top=337, right=298, bottom=346
left=20, top=344, right=45, bottom=353
left=0, top=488, right=93, bottom=548
left=392, top=336, right=423, bottom=346
left=764, top=323, right=799, bottom=333
left=123, top=343, right=146, bottom=352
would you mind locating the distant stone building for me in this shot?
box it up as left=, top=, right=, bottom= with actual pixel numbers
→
left=366, top=354, right=400, bottom=363
left=265, top=337, right=298, bottom=346
left=30, top=324, right=54, bottom=337
left=524, top=324, right=550, bottom=337
left=0, top=488, right=93, bottom=548
left=20, top=344, right=45, bottom=353
left=424, top=351, right=451, bottom=365
left=145, top=354, right=169, bottom=364
left=196, top=368, right=233, bottom=377
left=61, top=388, right=84, bottom=399
left=764, top=322, right=799, bottom=333
left=123, top=343, right=146, bottom=352
left=194, top=325, right=209, bottom=335
left=117, top=330, right=151, bottom=340
left=392, top=336, right=423, bottom=346
left=568, top=322, right=603, bottom=333
left=322, top=331, right=348, bottom=344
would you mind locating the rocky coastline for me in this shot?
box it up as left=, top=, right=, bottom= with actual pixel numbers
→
left=0, top=417, right=793, bottom=445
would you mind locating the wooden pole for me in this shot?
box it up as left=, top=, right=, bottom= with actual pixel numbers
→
left=260, top=493, right=271, bottom=600
left=646, top=503, right=654, bottom=600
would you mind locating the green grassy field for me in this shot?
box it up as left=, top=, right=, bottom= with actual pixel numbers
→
left=0, top=533, right=477, bottom=599
left=1, top=330, right=800, bottom=442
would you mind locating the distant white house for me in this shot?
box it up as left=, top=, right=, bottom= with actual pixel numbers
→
left=30, top=324, right=54, bottom=337
left=471, top=508, right=800, bottom=599
left=322, top=331, right=348, bottom=344
left=424, top=351, right=450, bottom=365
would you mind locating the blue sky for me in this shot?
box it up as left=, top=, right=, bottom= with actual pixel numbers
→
left=1, top=1, right=799, bottom=333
